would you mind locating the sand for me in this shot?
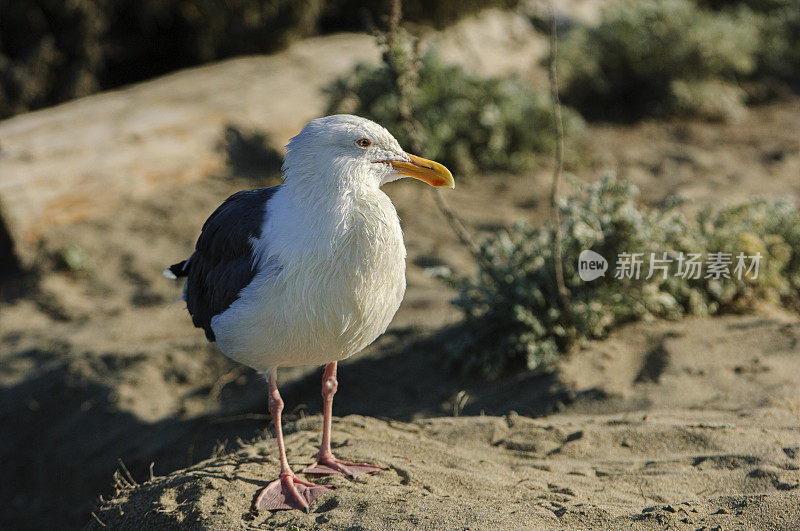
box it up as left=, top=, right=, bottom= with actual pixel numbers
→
left=1, top=15, right=799, bottom=531
left=84, top=311, right=800, bottom=530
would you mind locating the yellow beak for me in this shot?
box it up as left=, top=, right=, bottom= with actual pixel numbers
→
left=384, top=153, right=455, bottom=189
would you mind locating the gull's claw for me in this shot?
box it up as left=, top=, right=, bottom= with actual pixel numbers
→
left=255, top=472, right=334, bottom=512
left=302, top=456, right=387, bottom=480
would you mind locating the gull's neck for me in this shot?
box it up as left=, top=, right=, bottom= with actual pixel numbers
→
left=257, top=163, right=401, bottom=266
left=284, top=163, right=388, bottom=228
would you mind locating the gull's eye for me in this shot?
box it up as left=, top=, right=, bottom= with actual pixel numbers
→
left=356, top=138, right=371, bottom=148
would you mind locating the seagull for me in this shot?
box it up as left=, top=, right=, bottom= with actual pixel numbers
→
left=164, top=115, right=454, bottom=512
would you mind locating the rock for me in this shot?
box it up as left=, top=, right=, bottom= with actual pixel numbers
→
left=0, top=9, right=546, bottom=271
left=0, top=33, right=379, bottom=269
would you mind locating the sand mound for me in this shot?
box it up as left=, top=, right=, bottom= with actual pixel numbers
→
left=88, top=311, right=800, bottom=529
left=91, top=411, right=799, bottom=529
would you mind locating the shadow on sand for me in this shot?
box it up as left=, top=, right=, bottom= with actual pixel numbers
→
left=1, top=326, right=599, bottom=530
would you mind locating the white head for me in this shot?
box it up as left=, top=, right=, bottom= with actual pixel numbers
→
left=282, top=115, right=454, bottom=195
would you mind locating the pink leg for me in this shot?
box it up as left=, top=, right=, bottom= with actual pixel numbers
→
left=301, top=362, right=386, bottom=479
left=254, top=369, right=333, bottom=512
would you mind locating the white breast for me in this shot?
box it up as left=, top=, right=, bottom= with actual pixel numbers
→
left=210, top=186, right=406, bottom=372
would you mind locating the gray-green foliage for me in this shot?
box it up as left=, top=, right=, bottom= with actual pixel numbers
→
left=55, top=244, right=89, bottom=272
left=559, top=0, right=761, bottom=121
left=436, top=174, right=800, bottom=379
left=700, top=0, right=800, bottom=87
left=736, top=0, right=800, bottom=86
left=326, top=50, right=584, bottom=175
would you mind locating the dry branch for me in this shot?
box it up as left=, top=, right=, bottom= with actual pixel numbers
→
left=383, top=0, right=482, bottom=261
left=547, top=7, right=576, bottom=346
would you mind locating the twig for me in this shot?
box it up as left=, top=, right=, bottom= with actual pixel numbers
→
left=208, top=365, right=247, bottom=401
left=452, top=390, right=469, bottom=417
left=383, top=0, right=483, bottom=262
left=547, top=7, right=576, bottom=345
left=116, top=458, right=137, bottom=487
left=91, top=511, right=107, bottom=527
left=430, top=190, right=483, bottom=259
left=387, top=0, right=402, bottom=42
left=385, top=0, right=415, bottom=132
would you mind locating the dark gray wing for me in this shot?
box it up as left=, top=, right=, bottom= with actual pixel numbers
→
left=180, top=186, right=280, bottom=341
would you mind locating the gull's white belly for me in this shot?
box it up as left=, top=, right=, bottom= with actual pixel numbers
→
left=211, top=230, right=406, bottom=372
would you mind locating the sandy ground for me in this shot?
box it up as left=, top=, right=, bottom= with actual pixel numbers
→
left=89, top=311, right=800, bottom=529
left=1, top=16, right=800, bottom=531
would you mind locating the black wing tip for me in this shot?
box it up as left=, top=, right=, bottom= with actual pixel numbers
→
left=164, top=260, right=189, bottom=279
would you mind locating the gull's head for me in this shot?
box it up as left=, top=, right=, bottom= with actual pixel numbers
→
left=283, top=115, right=454, bottom=192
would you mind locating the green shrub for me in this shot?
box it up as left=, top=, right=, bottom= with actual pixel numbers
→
left=701, top=0, right=800, bottom=88
left=558, top=0, right=761, bottom=121
left=326, top=52, right=584, bottom=175
left=435, top=174, right=800, bottom=379
left=734, top=0, right=800, bottom=87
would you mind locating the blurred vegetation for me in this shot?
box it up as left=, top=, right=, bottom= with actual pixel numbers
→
left=327, top=32, right=584, bottom=175
left=0, top=0, right=516, bottom=119
left=54, top=244, right=90, bottom=272
left=4, top=0, right=795, bottom=123
left=559, top=0, right=800, bottom=122
left=435, top=174, right=800, bottom=379
left=709, top=0, right=800, bottom=88
left=558, top=0, right=759, bottom=121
